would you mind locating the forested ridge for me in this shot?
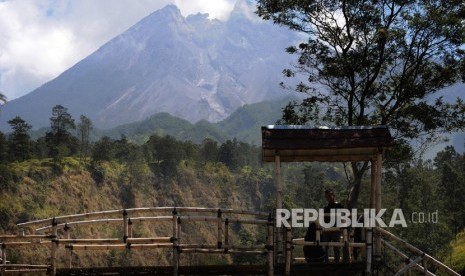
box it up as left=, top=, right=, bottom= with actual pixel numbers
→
left=0, top=105, right=465, bottom=272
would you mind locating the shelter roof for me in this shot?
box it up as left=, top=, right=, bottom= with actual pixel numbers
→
left=261, top=125, right=394, bottom=162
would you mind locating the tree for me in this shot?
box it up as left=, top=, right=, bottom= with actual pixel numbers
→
left=46, top=105, right=77, bottom=161
left=434, top=146, right=465, bottom=235
left=77, top=115, right=93, bottom=164
left=144, top=135, right=185, bottom=178
left=7, top=116, right=32, bottom=162
left=201, top=138, right=219, bottom=164
left=91, top=136, right=115, bottom=162
left=218, top=139, right=240, bottom=170
left=256, top=0, right=465, bottom=207
left=0, top=132, right=8, bottom=163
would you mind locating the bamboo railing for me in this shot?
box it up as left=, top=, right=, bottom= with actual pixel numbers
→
left=1, top=207, right=274, bottom=276
left=286, top=213, right=461, bottom=276
left=376, top=227, right=460, bottom=276
left=2, top=207, right=462, bottom=276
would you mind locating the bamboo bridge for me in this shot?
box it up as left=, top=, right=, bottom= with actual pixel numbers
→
left=0, top=126, right=462, bottom=275
left=0, top=206, right=460, bottom=275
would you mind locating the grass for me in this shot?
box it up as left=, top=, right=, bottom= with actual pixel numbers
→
left=444, top=231, right=465, bottom=272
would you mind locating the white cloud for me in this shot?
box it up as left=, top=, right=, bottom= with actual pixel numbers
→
left=174, top=0, right=235, bottom=21
left=0, top=0, right=240, bottom=100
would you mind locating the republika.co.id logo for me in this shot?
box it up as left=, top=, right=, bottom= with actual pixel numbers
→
left=276, top=208, right=439, bottom=228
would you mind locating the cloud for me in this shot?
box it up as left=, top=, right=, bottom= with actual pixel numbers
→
left=174, top=0, right=235, bottom=21
left=0, top=0, right=240, bottom=100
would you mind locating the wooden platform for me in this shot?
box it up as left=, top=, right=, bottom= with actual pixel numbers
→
left=55, top=262, right=366, bottom=275
left=56, top=265, right=268, bottom=275
left=290, top=262, right=366, bottom=276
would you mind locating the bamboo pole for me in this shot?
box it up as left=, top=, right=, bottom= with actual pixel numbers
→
left=367, top=158, right=376, bottom=275
left=375, top=152, right=382, bottom=259
left=223, top=219, right=269, bottom=225
left=21, top=207, right=270, bottom=231
left=343, top=228, right=349, bottom=262
left=36, top=216, right=270, bottom=234
left=126, top=237, right=173, bottom=244
left=394, top=255, right=425, bottom=276
left=284, top=227, right=291, bottom=276
left=180, top=249, right=267, bottom=254
left=0, top=235, right=50, bottom=240
left=293, top=240, right=366, bottom=247
left=224, top=218, right=229, bottom=251
left=377, top=228, right=460, bottom=276
left=0, top=264, right=50, bottom=269
left=123, top=210, right=128, bottom=242
left=366, top=227, right=373, bottom=275
left=66, top=244, right=175, bottom=250
left=217, top=210, right=223, bottom=249
left=267, top=222, right=273, bottom=276
left=172, top=212, right=179, bottom=276
left=381, top=240, right=434, bottom=276
left=0, top=241, right=52, bottom=247
left=178, top=216, right=217, bottom=222
left=177, top=244, right=268, bottom=250
left=1, top=243, right=6, bottom=275
left=128, top=219, right=133, bottom=238
left=50, top=218, right=57, bottom=276
left=58, top=239, right=121, bottom=244
left=64, top=224, right=71, bottom=269
left=274, top=154, right=283, bottom=265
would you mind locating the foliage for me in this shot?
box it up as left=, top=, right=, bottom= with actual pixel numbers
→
left=45, top=105, right=78, bottom=162
left=77, top=115, right=93, bottom=163
left=444, top=231, right=465, bottom=273
left=257, top=0, right=465, bottom=208
left=7, top=116, right=33, bottom=162
left=0, top=132, right=8, bottom=163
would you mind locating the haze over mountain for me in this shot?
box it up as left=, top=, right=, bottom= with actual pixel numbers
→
left=0, top=1, right=298, bottom=131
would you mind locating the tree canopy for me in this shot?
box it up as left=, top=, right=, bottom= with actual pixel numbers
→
left=256, top=0, right=465, bottom=207
left=257, top=0, right=465, bottom=138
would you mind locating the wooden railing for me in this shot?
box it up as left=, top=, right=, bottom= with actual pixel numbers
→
left=282, top=213, right=460, bottom=276
left=2, top=208, right=461, bottom=276
left=1, top=207, right=274, bottom=276
left=376, top=227, right=460, bottom=276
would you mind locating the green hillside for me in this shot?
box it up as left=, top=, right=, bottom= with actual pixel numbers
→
left=99, top=98, right=291, bottom=144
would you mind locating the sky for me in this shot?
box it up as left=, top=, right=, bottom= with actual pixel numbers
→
left=0, top=0, right=239, bottom=101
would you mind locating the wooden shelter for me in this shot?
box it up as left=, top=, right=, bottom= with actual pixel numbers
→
left=261, top=125, right=394, bottom=274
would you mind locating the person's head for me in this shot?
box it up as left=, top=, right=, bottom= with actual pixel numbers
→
left=325, top=189, right=335, bottom=204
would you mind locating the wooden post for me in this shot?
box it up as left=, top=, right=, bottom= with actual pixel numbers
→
left=1, top=243, right=6, bottom=275
left=275, top=154, right=282, bottom=211
left=343, top=228, right=349, bottom=263
left=224, top=218, right=229, bottom=251
left=284, top=226, right=291, bottom=276
left=367, top=159, right=376, bottom=275
left=375, top=152, right=382, bottom=260
left=128, top=219, right=133, bottom=238
left=366, top=227, right=373, bottom=275
left=267, top=217, right=274, bottom=276
left=64, top=224, right=72, bottom=268
left=423, top=258, right=428, bottom=275
left=274, top=154, right=283, bottom=265
left=123, top=210, right=128, bottom=242
left=370, top=158, right=377, bottom=209
left=51, top=218, right=58, bottom=276
left=172, top=209, right=179, bottom=276
left=217, top=209, right=223, bottom=249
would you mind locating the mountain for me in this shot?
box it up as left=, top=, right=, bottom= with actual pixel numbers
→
left=0, top=2, right=298, bottom=131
